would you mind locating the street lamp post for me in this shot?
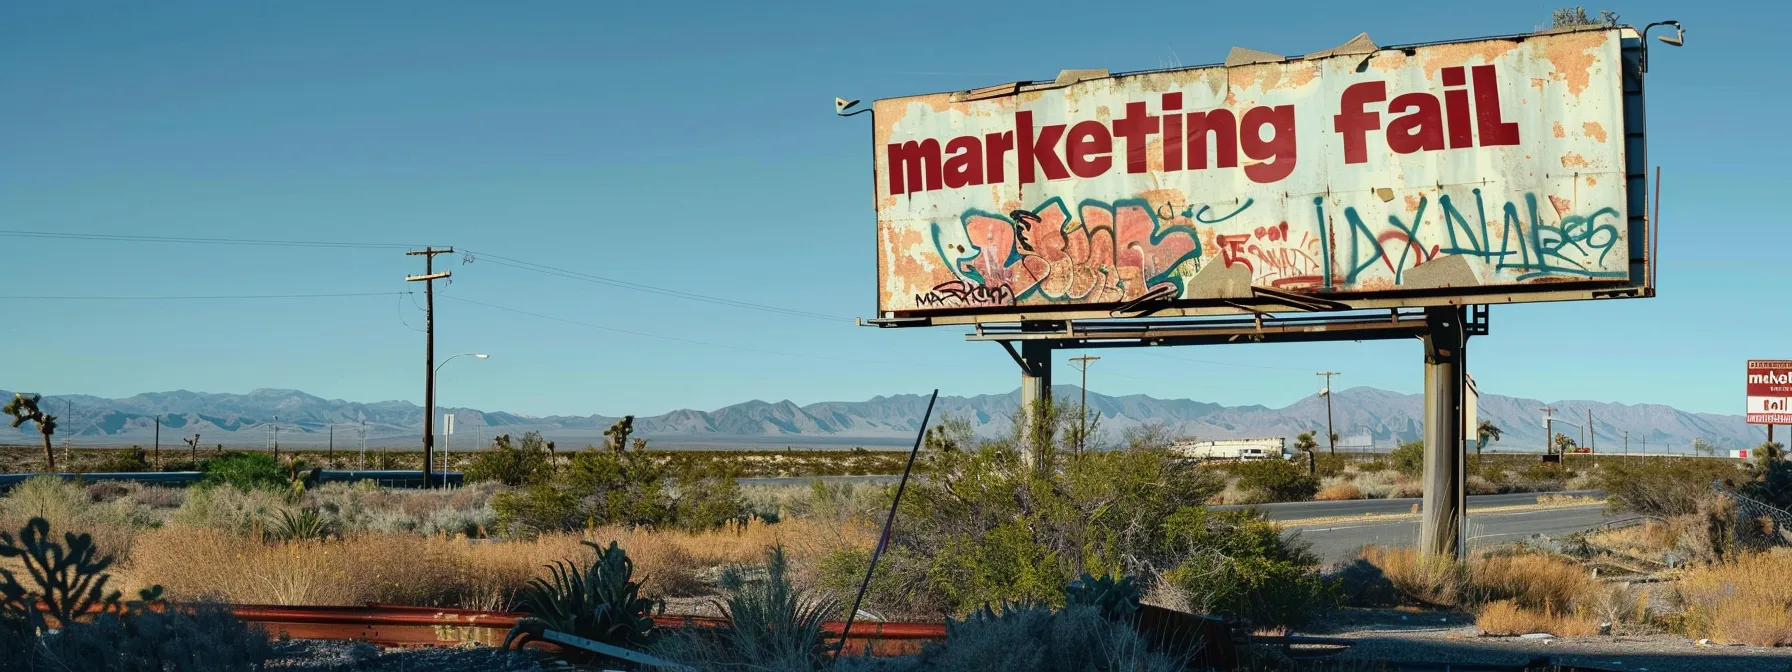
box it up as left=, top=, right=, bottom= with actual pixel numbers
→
left=430, top=353, right=488, bottom=487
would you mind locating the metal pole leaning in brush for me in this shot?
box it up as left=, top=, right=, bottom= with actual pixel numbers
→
left=834, top=389, right=938, bottom=662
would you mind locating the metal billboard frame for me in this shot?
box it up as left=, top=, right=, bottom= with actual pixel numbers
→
left=863, top=25, right=1656, bottom=330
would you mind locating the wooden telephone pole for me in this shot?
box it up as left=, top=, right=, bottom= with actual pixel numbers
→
left=1317, top=372, right=1340, bottom=453
left=1540, top=406, right=1557, bottom=455
left=406, top=247, right=453, bottom=488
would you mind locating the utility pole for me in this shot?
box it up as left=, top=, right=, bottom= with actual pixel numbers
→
left=329, top=425, right=334, bottom=463
left=360, top=420, right=368, bottom=470
left=153, top=416, right=161, bottom=470
left=1069, top=355, right=1100, bottom=456
left=1317, top=372, right=1340, bottom=454
left=1623, top=430, right=1629, bottom=455
left=406, top=247, right=454, bottom=488
left=272, top=416, right=279, bottom=461
left=1540, top=406, right=1556, bottom=455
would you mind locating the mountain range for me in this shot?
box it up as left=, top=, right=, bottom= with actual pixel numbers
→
left=0, top=386, right=1768, bottom=453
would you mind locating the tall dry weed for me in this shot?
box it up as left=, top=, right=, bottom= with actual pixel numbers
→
left=1677, top=550, right=1792, bottom=646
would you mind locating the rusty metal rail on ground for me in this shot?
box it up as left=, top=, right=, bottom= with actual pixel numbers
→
left=226, top=603, right=945, bottom=656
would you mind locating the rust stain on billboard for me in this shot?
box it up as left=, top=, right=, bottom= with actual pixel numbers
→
left=871, top=27, right=1639, bottom=318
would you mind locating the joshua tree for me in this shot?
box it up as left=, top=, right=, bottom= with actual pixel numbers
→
left=1295, top=431, right=1319, bottom=475
left=1475, top=421, right=1503, bottom=462
left=3, top=393, right=58, bottom=472
left=603, top=416, right=635, bottom=453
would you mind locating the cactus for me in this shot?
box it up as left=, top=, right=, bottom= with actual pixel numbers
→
left=0, top=517, right=163, bottom=631
left=3, top=393, right=58, bottom=473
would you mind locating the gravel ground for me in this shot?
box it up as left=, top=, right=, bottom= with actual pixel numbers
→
left=267, top=640, right=549, bottom=671
left=1306, top=610, right=1792, bottom=672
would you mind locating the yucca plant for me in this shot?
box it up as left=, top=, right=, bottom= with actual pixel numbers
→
left=266, top=507, right=332, bottom=542
left=0, top=517, right=163, bottom=631
left=712, top=544, right=841, bottom=669
left=512, top=540, right=658, bottom=654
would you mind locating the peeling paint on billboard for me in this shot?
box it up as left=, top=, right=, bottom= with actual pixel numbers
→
left=874, top=28, right=1639, bottom=318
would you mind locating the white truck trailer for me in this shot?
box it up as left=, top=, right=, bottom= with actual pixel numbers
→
left=1169, top=437, right=1289, bottom=461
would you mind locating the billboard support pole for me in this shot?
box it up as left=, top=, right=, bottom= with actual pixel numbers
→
left=1013, top=323, right=1056, bottom=467
left=1419, top=306, right=1465, bottom=563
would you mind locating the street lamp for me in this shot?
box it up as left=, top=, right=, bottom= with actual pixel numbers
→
left=430, top=353, right=487, bottom=487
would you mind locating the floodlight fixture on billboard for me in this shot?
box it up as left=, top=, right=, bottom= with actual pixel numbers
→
left=872, top=26, right=1652, bottom=325
left=1746, top=360, right=1792, bottom=425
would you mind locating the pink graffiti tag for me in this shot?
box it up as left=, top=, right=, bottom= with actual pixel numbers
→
left=939, top=198, right=1200, bottom=305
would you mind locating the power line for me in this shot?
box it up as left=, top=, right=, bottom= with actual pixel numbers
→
left=462, top=250, right=850, bottom=323
left=440, top=295, right=884, bottom=364
left=0, top=229, right=416, bottom=249
left=0, top=291, right=400, bottom=300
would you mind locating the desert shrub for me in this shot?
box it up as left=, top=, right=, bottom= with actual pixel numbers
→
left=1677, top=550, right=1792, bottom=646
left=464, top=432, right=553, bottom=487
left=1312, top=453, right=1353, bottom=479
left=1159, top=508, right=1334, bottom=627
left=1354, top=546, right=1464, bottom=607
left=1313, top=482, right=1361, bottom=501
left=1475, top=599, right=1600, bottom=637
left=1471, top=552, right=1595, bottom=613
left=92, top=448, right=151, bottom=473
left=1742, top=442, right=1792, bottom=510
left=170, top=485, right=287, bottom=537
left=1389, top=441, right=1425, bottom=477
left=1596, top=457, right=1740, bottom=517
left=198, top=452, right=284, bottom=492
left=1232, top=459, right=1319, bottom=503
left=492, top=425, right=748, bottom=536
left=1517, top=460, right=1577, bottom=488
left=1348, top=470, right=1405, bottom=499
left=915, top=603, right=1186, bottom=672
left=32, top=603, right=273, bottom=672
left=846, top=410, right=1231, bottom=618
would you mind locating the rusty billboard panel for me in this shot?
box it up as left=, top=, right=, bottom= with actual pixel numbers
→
left=1747, top=360, right=1792, bottom=425
left=873, top=27, right=1648, bottom=323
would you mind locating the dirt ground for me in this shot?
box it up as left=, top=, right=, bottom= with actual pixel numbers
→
left=1308, top=609, right=1792, bottom=672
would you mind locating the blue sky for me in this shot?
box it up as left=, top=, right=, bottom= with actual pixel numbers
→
left=1, top=1, right=1784, bottom=419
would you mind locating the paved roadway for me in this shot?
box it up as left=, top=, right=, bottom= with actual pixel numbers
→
left=1229, top=490, right=1616, bottom=564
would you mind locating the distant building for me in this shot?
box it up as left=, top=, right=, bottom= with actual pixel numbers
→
left=1169, top=437, right=1288, bottom=461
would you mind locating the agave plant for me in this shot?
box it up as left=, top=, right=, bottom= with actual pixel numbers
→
left=712, top=544, right=841, bottom=668
left=512, top=540, right=658, bottom=653
left=1064, top=572, right=1141, bottom=623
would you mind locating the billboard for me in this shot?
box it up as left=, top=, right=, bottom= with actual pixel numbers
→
left=874, top=27, right=1648, bottom=322
left=1747, top=360, right=1792, bottom=425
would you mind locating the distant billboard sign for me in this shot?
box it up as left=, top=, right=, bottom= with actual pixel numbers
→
left=1747, top=360, right=1792, bottom=425
left=874, top=27, right=1648, bottom=322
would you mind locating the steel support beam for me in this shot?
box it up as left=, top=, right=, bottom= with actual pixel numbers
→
left=1419, top=306, right=1467, bottom=561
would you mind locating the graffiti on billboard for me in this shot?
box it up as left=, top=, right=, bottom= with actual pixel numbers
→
left=910, top=187, right=1625, bottom=310
left=874, top=27, right=1640, bottom=316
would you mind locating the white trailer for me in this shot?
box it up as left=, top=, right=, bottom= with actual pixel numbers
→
left=1170, top=437, right=1289, bottom=461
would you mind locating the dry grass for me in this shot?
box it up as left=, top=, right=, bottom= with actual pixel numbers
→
left=1476, top=599, right=1601, bottom=637
left=1677, top=550, right=1792, bottom=646
left=1313, top=483, right=1362, bottom=501
left=119, top=517, right=869, bottom=610
left=1356, top=546, right=1464, bottom=607
left=1355, top=546, right=1596, bottom=616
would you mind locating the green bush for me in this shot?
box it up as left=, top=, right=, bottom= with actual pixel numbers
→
left=491, top=421, right=748, bottom=536
left=92, top=448, right=151, bottom=473
left=1595, top=457, right=1739, bottom=517
left=1312, top=452, right=1353, bottom=479
left=1160, top=507, right=1335, bottom=627
left=198, top=452, right=284, bottom=492
left=832, top=408, right=1248, bottom=619
left=1232, top=459, right=1319, bottom=503
left=464, top=431, right=554, bottom=487
left=1390, top=440, right=1425, bottom=477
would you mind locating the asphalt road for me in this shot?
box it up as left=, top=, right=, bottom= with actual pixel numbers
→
left=1249, top=491, right=1616, bottom=564
left=1215, top=490, right=1604, bottom=521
